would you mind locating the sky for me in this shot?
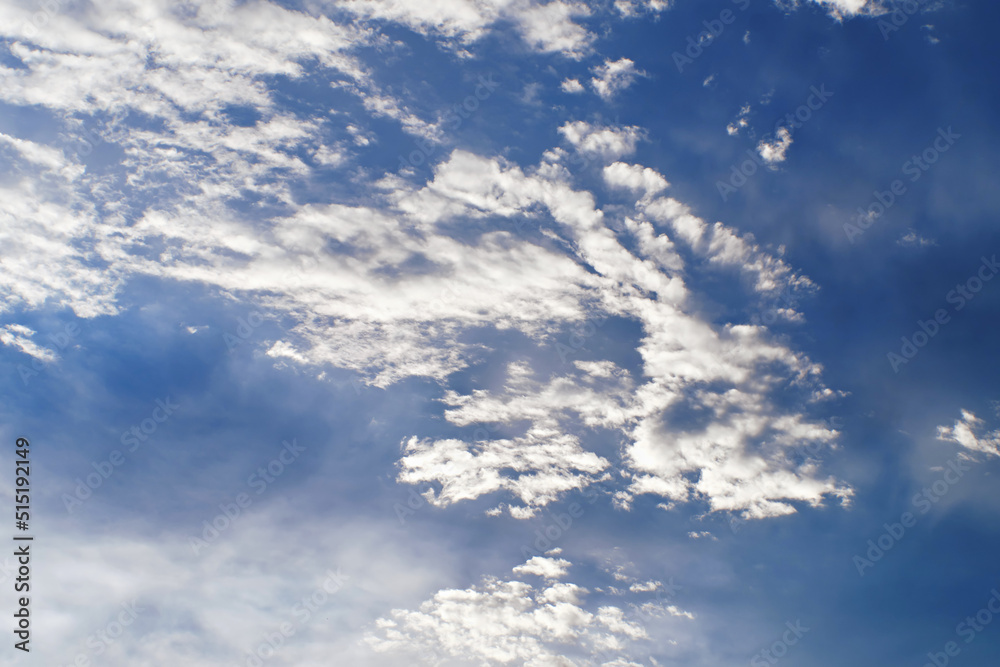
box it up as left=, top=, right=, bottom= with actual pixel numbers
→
left=1, top=0, right=999, bottom=665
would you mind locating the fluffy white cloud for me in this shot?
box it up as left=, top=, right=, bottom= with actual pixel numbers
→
left=366, top=556, right=668, bottom=665
left=514, top=556, right=573, bottom=579
left=559, top=120, right=645, bottom=160
left=338, top=0, right=596, bottom=58
left=590, top=57, right=643, bottom=101
left=603, top=162, right=670, bottom=198
left=516, top=1, right=596, bottom=58
left=399, top=425, right=610, bottom=515
left=757, top=126, right=794, bottom=166
left=561, top=77, right=586, bottom=93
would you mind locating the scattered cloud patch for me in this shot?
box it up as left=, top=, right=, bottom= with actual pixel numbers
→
left=937, top=411, right=1000, bottom=459
left=757, top=126, right=794, bottom=166
left=614, top=0, right=672, bottom=18
left=727, top=104, right=751, bottom=136
left=366, top=556, right=667, bottom=665
left=559, top=120, right=645, bottom=160
left=0, top=324, right=58, bottom=362
left=897, top=229, right=937, bottom=248
left=804, top=0, right=879, bottom=20
left=590, top=57, right=644, bottom=101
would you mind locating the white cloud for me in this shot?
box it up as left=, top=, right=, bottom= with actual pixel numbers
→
left=897, top=229, right=937, bottom=248
left=398, top=425, right=610, bottom=515
left=379, top=150, right=846, bottom=519
left=801, top=0, right=882, bottom=19
left=726, top=104, right=751, bottom=136
left=757, top=126, right=793, bottom=166
left=614, top=0, right=672, bottom=17
left=0, top=325, right=58, bottom=362
left=937, top=411, right=1000, bottom=458
left=366, top=556, right=666, bottom=665
left=0, top=0, right=847, bottom=523
left=590, top=57, right=643, bottom=101
left=337, top=0, right=596, bottom=58
left=603, top=162, right=670, bottom=198
left=514, top=556, right=573, bottom=579
left=561, top=78, right=586, bottom=93
left=516, top=1, right=596, bottom=59
left=559, top=120, right=645, bottom=160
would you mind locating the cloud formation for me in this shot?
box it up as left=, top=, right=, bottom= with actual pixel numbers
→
left=937, top=411, right=1000, bottom=459
left=366, top=556, right=668, bottom=665
left=590, top=57, right=643, bottom=101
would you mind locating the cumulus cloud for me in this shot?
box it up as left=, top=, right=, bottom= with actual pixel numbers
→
left=366, top=556, right=669, bottom=665
left=590, top=57, right=643, bottom=101
left=603, top=162, right=670, bottom=198
left=559, top=120, right=645, bottom=160
left=514, top=556, right=573, bottom=579
left=757, top=126, right=794, bottom=166
left=561, top=78, right=586, bottom=93
left=515, top=1, right=596, bottom=58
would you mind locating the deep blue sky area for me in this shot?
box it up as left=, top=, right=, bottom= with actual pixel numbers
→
left=1, top=1, right=999, bottom=665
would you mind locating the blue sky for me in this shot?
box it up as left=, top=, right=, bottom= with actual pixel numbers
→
left=2, top=0, right=1000, bottom=665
